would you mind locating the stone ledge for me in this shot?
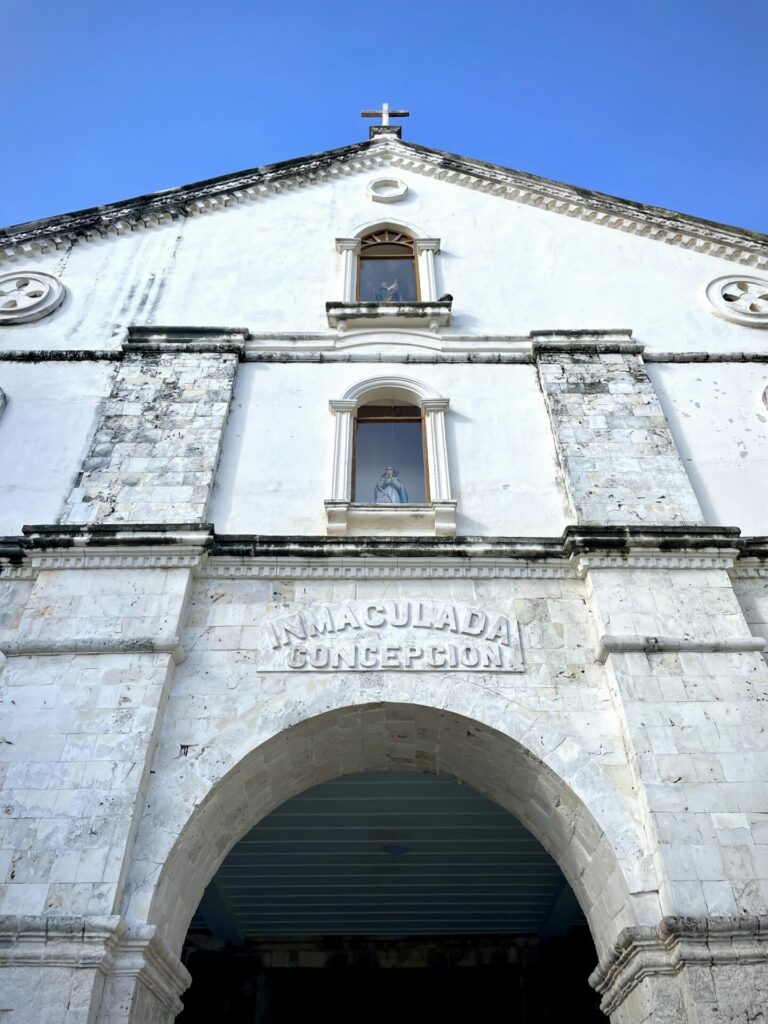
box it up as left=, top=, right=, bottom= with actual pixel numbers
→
left=21, top=523, right=213, bottom=548
left=0, top=914, right=124, bottom=968
left=530, top=329, right=642, bottom=355
left=124, top=325, right=248, bottom=355
left=0, top=524, right=756, bottom=565
left=0, top=636, right=185, bottom=663
left=597, top=634, right=766, bottom=663
left=562, top=524, right=742, bottom=554
left=590, top=915, right=768, bottom=1016
left=326, top=299, right=452, bottom=330
left=325, top=500, right=457, bottom=538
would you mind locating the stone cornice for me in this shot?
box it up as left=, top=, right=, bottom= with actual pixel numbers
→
left=5, top=342, right=768, bottom=365
left=0, top=524, right=758, bottom=579
left=590, top=915, right=768, bottom=1016
left=124, top=325, right=248, bottom=355
left=1, top=137, right=766, bottom=268
left=0, top=914, right=124, bottom=969
left=0, top=916, right=190, bottom=1017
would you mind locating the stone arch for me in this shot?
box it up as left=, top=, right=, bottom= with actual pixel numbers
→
left=340, top=373, right=445, bottom=407
left=349, top=217, right=429, bottom=241
left=124, top=697, right=658, bottom=966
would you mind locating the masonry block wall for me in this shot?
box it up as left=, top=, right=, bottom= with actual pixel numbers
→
left=534, top=338, right=704, bottom=526
left=63, top=337, right=242, bottom=526
left=1, top=333, right=768, bottom=1024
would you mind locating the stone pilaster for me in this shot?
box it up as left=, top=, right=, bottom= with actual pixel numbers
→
left=0, top=528, right=208, bottom=1021
left=533, top=332, right=703, bottom=526
left=570, top=527, right=768, bottom=1021
left=63, top=327, right=245, bottom=525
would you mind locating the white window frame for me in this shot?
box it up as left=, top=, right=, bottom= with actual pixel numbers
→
left=325, top=376, right=456, bottom=537
left=335, top=234, right=441, bottom=303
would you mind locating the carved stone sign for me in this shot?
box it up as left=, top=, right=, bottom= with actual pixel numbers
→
left=259, top=600, right=524, bottom=672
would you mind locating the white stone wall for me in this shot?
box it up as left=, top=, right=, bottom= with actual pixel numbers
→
left=209, top=361, right=571, bottom=536
left=648, top=361, right=768, bottom=536
left=0, top=168, right=760, bottom=350
left=0, top=566, right=191, bottom=921
left=1, top=140, right=768, bottom=1022
left=1, top=155, right=767, bottom=536
left=0, top=362, right=113, bottom=535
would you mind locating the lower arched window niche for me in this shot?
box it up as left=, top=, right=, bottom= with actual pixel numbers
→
left=354, top=402, right=426, bottom=504
left=326, top=376, right=457, bottom=536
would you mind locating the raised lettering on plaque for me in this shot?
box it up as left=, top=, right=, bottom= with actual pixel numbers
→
left=258, top=600, right=524, bottom=673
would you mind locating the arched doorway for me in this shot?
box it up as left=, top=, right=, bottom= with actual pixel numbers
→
left=177, top=771, right=602, bottom=1022
left=118, top=702, right=655, bottom=1022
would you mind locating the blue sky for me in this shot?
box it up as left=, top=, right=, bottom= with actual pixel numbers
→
left=3, top=0, right=767, bottom=231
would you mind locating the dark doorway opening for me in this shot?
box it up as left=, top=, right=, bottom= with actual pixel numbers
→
left=178, top=773, right=603, bottom=1023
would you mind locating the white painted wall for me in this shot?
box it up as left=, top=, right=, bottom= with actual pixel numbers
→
left=649, top=363, right=768, bottom=535
left=0, top=362, right=113, bottom=534
left=1, top=146, right=767, bottom=536
left=209, top=362, right=571, bottom=536
left=1, top=160, right=764, bottom=352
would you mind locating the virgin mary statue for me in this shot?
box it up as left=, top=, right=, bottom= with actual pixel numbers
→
left=374, top=466, right=408, bottom=504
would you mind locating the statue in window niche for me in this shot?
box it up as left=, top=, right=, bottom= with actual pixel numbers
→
left=374, top=466, right=408, bottom=504
left=375, top=278, right=400, bottom=302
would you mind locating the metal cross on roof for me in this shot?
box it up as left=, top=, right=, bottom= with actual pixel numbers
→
left=361, top=102, right=410, bottom=127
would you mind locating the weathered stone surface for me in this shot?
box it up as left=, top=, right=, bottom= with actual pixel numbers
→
left=536, top=347, right=704, bottom=526
left=62, top=351, right=238, bottom=525
left=1, top=130, right=767, bottom=1024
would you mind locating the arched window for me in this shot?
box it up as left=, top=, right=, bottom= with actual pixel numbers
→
left=326, top=377, right=456, bottom=536
left=358, top=229, right=418, bottom=303
left=334, top=227, right=442, bottom=308
left=354, top=400, right=427, bottom=503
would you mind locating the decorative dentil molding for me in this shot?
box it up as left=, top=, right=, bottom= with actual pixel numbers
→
left=198, top=559, right=576, bottom=580
left=1, top=137, right=765, bottom=269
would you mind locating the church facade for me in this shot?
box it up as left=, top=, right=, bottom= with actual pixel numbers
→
left=1, top=117, right=768, bottom=1022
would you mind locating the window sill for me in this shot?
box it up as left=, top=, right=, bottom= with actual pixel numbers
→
left=325, top=300, right=452, bottom=332
left=325, top=501, right=457, bottom=537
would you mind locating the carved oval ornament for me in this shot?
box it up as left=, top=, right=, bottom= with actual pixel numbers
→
left=367, top=177, right=409, bottom=203
left=0, top=271, right=65, bottom=324
left=704, top=275, right=768, bottom=327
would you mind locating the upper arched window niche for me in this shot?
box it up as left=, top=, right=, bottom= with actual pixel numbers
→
left=325, top=376, right=456, bottom=537
left=359, top=229, right=418, bottom=303
left=330, top=225, right=450, bottom=332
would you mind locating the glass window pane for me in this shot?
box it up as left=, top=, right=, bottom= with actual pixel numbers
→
left=359, top=258, right=417, bottom=302
left=354, top=420, right=426, bottom=504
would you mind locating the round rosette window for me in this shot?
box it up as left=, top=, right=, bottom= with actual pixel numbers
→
left=704, top=275, right=768, bottom=327
left=366, top=177, right=409, bottom=203
left=0, top=271, right=66, bottom=324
